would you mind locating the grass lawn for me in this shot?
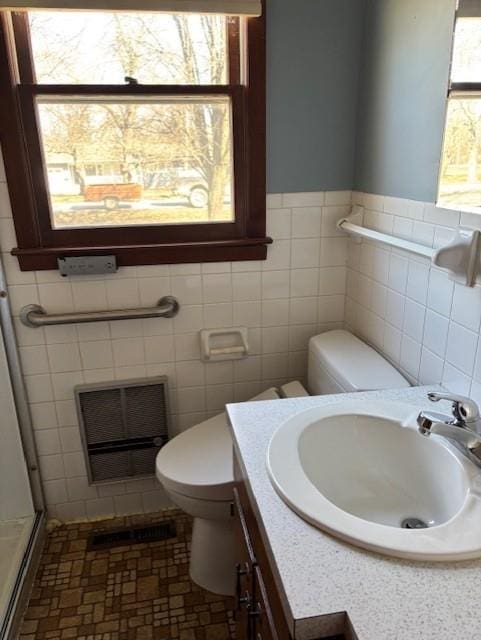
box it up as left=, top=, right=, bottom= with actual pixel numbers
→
left=53, top=204, right=233, bottom=227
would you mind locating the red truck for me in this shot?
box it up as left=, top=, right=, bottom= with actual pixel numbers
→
left=84, top=183, right=143, bottom=210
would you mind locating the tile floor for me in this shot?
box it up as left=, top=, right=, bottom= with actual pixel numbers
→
left=19, top=509, right=235, bottom=640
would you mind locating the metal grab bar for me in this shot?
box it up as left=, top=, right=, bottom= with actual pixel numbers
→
left=20, top=295, right=180, bottom=328
left=337, top=218, right=435, bottom=259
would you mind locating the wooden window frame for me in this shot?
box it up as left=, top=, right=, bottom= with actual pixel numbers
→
left=0, top=5, right=269, bottom=271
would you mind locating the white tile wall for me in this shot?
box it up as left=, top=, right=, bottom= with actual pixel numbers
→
left=346, top=191, right=481, bottom=404
left=0, top=154, right=350, bottom=522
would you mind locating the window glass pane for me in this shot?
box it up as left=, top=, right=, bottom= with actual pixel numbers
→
left=36, top=96, right=234, bottom=228
left=28, top=11, right=228, bottom=85
left=438, top=98, right=481, bottom=210
left=451, top=17, right=481, bottom=82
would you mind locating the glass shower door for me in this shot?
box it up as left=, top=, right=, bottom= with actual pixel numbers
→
left=0, top=322, right=36, bottom=635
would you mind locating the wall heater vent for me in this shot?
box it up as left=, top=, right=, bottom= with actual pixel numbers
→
left=75, top=376, right=170, bottom=484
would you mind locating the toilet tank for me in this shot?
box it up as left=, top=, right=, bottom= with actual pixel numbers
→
left=308, top=330, right=410, bottom=395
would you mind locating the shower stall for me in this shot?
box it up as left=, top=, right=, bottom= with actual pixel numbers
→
left=0, top=259, right=45, bottom=640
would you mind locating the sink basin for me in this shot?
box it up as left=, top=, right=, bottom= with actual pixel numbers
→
left=267, top=400, right=481, bottom=561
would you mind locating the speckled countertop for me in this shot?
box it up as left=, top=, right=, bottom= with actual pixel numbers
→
left=226, top=386, right=481, bottom=640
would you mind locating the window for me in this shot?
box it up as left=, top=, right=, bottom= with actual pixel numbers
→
left=0, top=3, right=267, bottom=270
left=438, top=0, right=481, bottom=212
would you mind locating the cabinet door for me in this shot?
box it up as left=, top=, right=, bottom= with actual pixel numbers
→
left=233, top=487, right=256, bottom=640
left=251, top=566, right=280, bottom=640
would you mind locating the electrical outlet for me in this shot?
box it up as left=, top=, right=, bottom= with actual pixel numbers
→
left=57, top=256, right=118, bottom=277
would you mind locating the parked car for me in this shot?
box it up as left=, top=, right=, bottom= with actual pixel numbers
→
left=175, top=174, right=232, bottom=209
left=84, top=183, right=143, bottom=209
left=143, top=168, right=208, bottom=207
left=171, top=171, right=210, bottom=208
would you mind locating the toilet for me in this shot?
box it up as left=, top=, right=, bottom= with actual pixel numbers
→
left=155, top=330, right=409, bottom=595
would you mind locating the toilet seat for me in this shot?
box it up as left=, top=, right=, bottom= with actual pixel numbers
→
left=156, top=387, right=281, bottom=502
left=156, top=412, right=235, bottom=501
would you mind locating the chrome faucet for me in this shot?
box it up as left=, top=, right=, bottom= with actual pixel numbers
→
left=417, top=392, right=481, bottom=468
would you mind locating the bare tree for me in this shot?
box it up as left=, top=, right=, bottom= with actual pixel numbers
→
left=30, top=11, right=232, bottom=218
left=442, top=21, right=481, bottom=189
left=39, top=104, right=95, bottom=194
left=28, top=13, right=86, bottom=82
left=131, top=13, right=231, bottom=219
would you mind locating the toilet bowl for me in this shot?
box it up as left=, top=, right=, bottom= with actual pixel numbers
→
left=155, top=387, right=280, bottom=595
left=156, top=330, right=410, bottom=595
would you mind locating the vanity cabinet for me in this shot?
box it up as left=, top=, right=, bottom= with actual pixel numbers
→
left=233, top=457, right=345, bottom=640
left=233, top=484, right=287, bottom=640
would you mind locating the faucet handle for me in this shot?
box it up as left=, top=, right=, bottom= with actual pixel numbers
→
left=428, top=392, right=480, bottom=424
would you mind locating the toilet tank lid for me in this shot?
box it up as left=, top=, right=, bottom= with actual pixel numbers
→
left=309, top=330, right=410, bottom=392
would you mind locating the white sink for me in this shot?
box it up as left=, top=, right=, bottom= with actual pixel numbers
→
left=267, top=400, right=481, bottom=561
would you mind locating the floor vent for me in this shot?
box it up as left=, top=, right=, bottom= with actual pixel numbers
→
left=87, top=521, right=177, bottom=551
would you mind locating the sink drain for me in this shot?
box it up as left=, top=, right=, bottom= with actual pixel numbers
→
left=401, top=517, right=428, bottom=530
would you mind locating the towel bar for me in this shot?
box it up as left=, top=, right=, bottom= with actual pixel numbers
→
left=337, top=218, right=435, bottom=259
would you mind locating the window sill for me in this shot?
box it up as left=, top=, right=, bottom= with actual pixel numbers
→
left=436, top=200, right=481, bottom=216
left=11, top=237, right=273, bottom=271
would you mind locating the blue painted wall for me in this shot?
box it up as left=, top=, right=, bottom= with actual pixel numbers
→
left=267, top=0, right=365, bottom=194
left=354, top=0, right=456, bottom=202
